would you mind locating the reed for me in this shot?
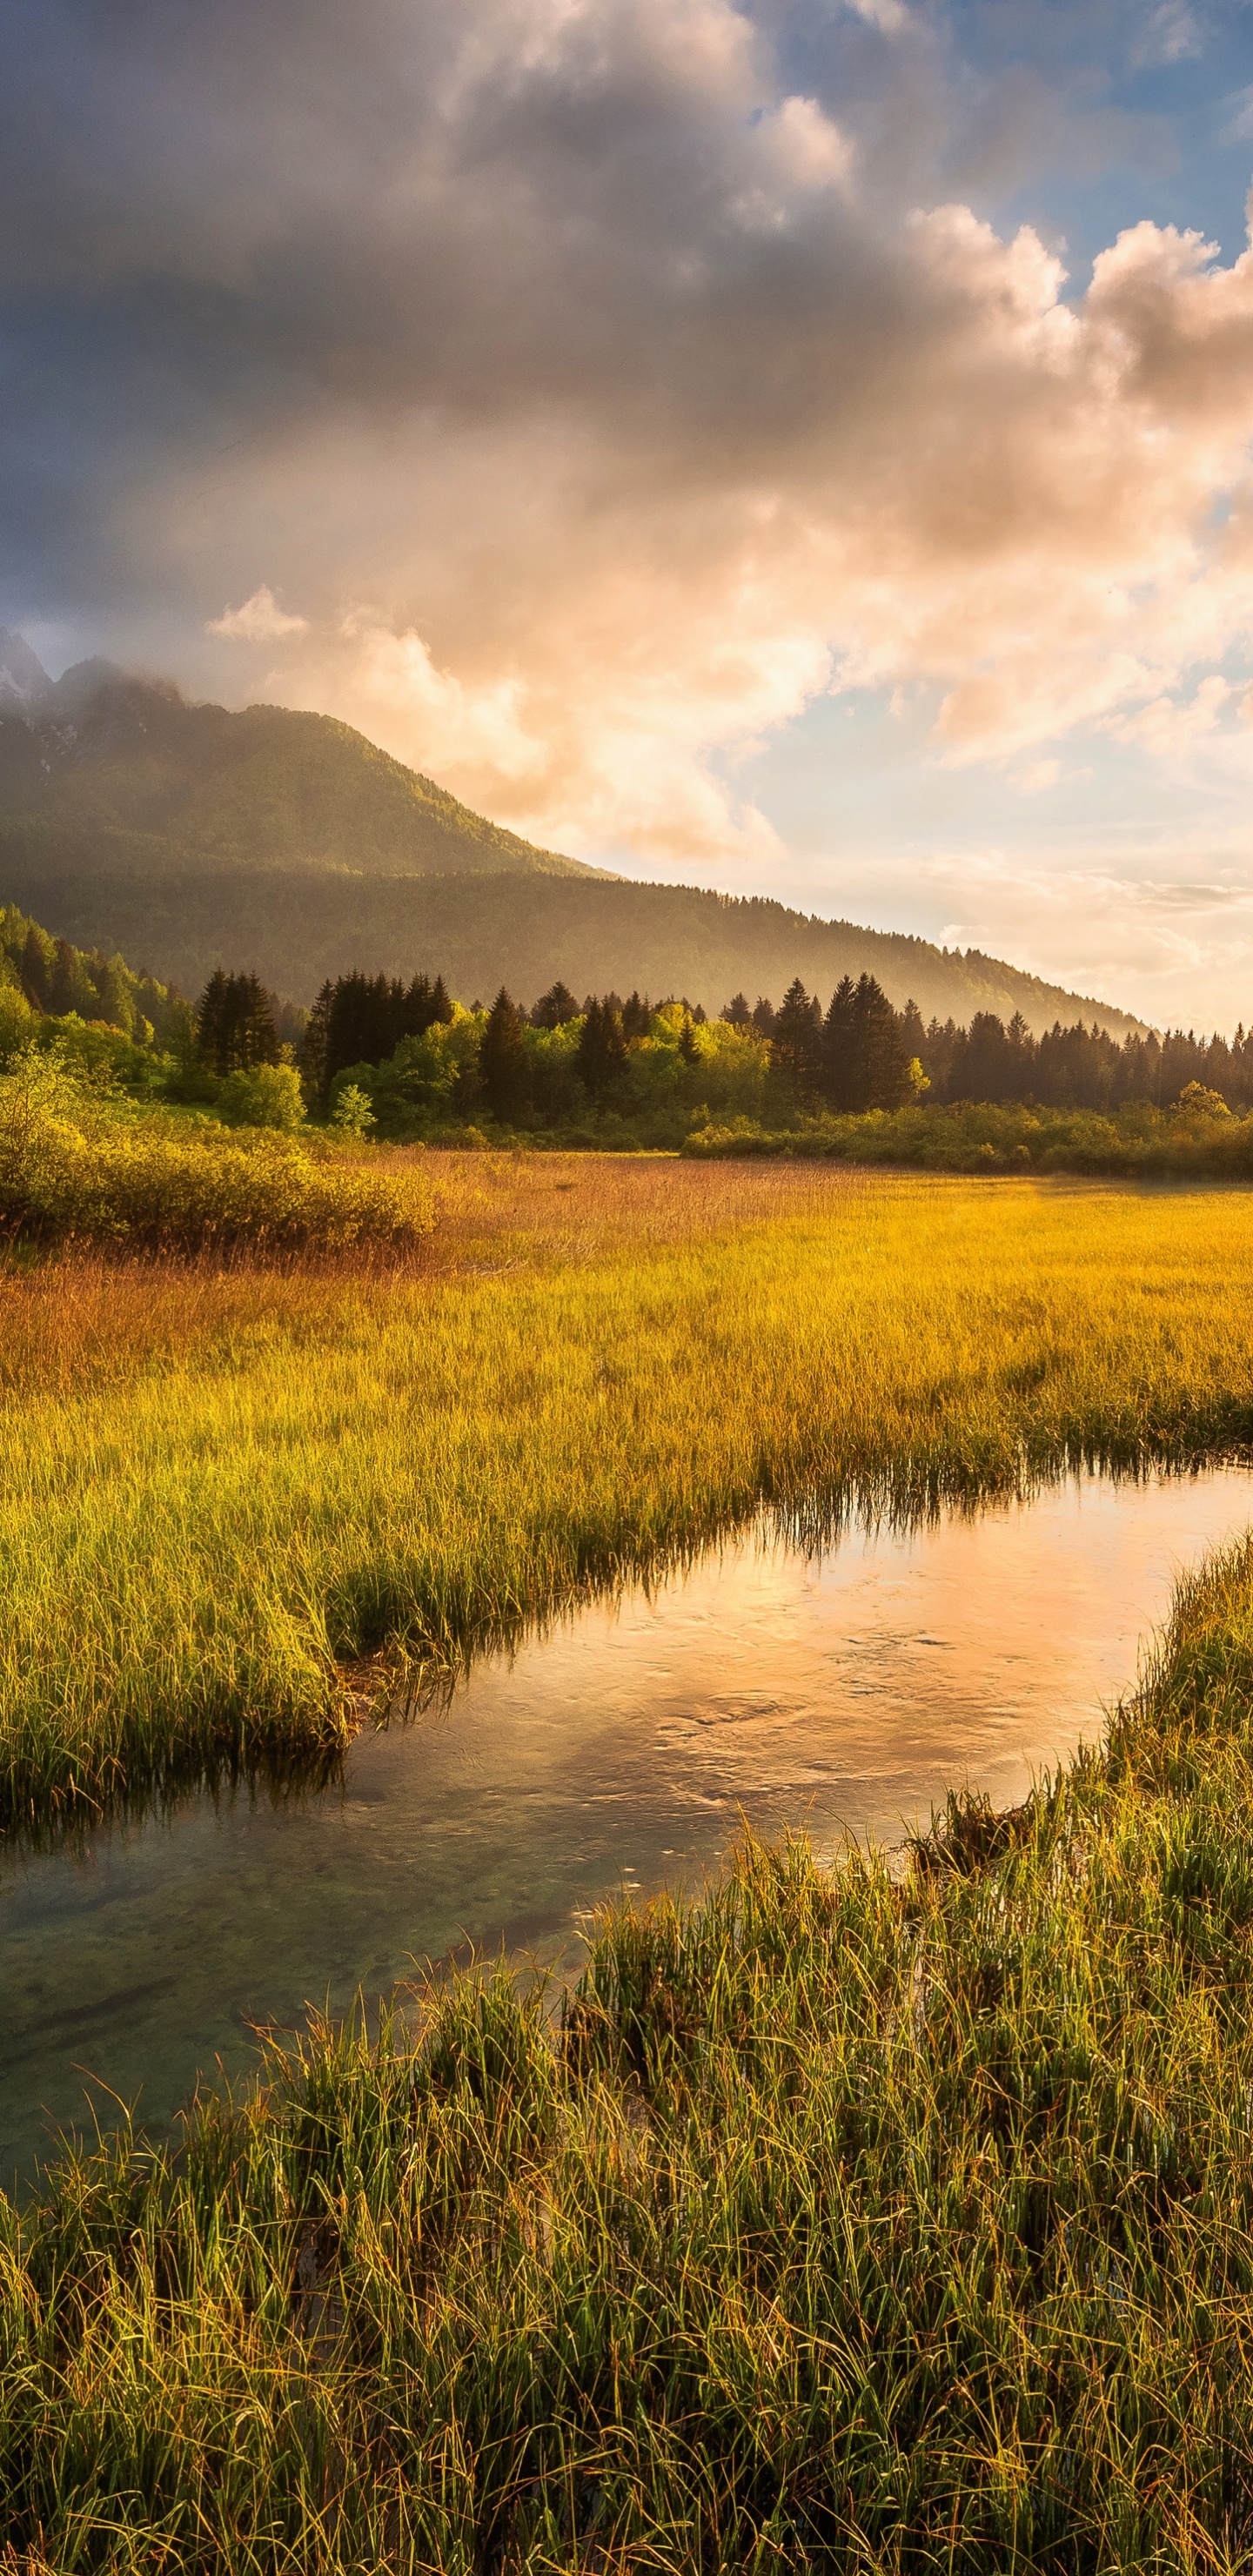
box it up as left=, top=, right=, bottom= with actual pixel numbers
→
left=7, top=1528, right=1253, bottom=2568
left=3, top=1158, right=1253, bottom=1824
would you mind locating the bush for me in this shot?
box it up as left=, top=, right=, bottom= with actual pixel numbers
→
left=330, top=1081, right=376, bottom=1137
left=0, top=1046, right=434, bottom=1251
left=683, top=1097, right=1253, bottom=1177
left=0, top=973, right=37, bottom=1066
left=217, top=1060, right=305, bottom=1131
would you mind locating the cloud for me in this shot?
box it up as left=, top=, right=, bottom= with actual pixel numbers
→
left=1016, top=759, right=1062, bottom=795
left=842, top=0, right=911, bottom=35
left=1129, top=1, right=1203, bottom=68
left=1220, top=84, right=1253, bottom=145
left=920, top=840, right=1253, bottom=1030
left=1109, top=674, right=1232, bottom=759
left=206, top=587, right=308, bottom=641
left=5, top=0, right=1253, bottom=889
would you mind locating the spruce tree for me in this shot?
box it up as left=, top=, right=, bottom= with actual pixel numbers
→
left=575, top=996, right=627, bottom=1103
left=300, top=981, right=334, bottom=1106
left=854, top=972, right=911, bottom=1111
left=196, top=968, right=231, bottom=1072
left=532, top=981, right=580, bottom=1030
left=771, top=978, right=823, bottom=1110
left=403, top=974, right=440, bottom=1037
left=899, top=997, right=928, bottom=1067
left=20, top=926, right=49, bottom=1011
left=821, top=976, right=859, bottom=1109
left=49, top=939, right=83, bottom=1018
left=232, top=973, right=278, bottom=1072
left=479, top=987, right=532, bottom=1124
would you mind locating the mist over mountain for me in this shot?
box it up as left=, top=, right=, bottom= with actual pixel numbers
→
left=0, top=640, right=1147, bottom=1035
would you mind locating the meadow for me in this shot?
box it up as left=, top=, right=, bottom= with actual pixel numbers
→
left=5, top=1153, right=1253, bottom=2567
left=6, top=1519, right=1253, bottom=2567
left=3, top=1152, right=1253, bottom=1826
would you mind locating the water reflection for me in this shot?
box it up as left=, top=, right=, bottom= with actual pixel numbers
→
left=3, top=1464, right=1251, bottom=2189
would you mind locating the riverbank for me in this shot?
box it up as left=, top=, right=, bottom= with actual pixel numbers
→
left=5, top=1524, right=1253, bottom=2569
left=5, top=1156, right=1253, bottom=1827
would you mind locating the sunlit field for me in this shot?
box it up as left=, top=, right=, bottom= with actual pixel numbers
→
left=7, top=1527, right=1253, bottom=2569
left=3, top=1151, right=1253, bottom=1827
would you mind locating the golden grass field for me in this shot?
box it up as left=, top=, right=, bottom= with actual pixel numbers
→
left=5, top=1509, right=1253, bottom=2569
left=5, top=1153, right=1253, bottom=2567
left=2, top=1150, right=1252, bottom=1825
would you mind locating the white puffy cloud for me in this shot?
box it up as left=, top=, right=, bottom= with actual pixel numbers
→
left=206, top=169, right=1253, bottom=866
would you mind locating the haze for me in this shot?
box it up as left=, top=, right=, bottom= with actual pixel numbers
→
left=4, top=0, right=1253, bottom=1026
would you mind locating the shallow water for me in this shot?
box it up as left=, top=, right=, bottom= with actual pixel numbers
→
left=3, top=1465, right=1252, bottom=2189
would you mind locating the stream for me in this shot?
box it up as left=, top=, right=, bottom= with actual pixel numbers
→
left=3, top=1462, right=1251, bottom=2189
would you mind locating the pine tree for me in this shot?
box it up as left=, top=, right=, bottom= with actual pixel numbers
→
left=231, top=973, right=278, bottom=1072
left=821, top=976, right=859, bottom=1110
left=20, top=926, right=49, bottom=1010
left=771, top=979, right=823, bottom=1110
left=899, top=997, right=928, bottom=1067
left=90, top=953, right=135, bottom=1035
left=196, top=969, right=278, bottom=1075
left=479, top=987, right=532, bottom=1124
left=576, top=996, right=627, bottom=1103
left=49, top=939, right=83, bottom=1018
left=854, top=973, right=911, bottom=1110
left=196, top=968, right=231, bottom=1073
left=532, top=981, right=580, bottom=1030
left=722, top=993, right=751, bottom=1029
left=621, top=991, right=653, bottom=1039
left=300, top=981, right=334, bottom=1105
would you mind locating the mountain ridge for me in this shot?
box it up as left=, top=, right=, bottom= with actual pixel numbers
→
left=0, top=636, right=602, bottom=882
left=0, top=634, right=1149, bottom=1036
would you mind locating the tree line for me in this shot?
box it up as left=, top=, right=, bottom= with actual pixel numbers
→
left=0, top=903, right=182, bottom=1047
left=185, top=961, right=1253, bottom=1125
left=913, top=1006, right=1253, bottom=1113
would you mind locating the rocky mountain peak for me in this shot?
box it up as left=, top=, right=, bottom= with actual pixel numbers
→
left=0, top=631, right=53, bottom=715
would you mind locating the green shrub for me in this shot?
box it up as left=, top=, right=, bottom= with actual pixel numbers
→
left=0, top=970, right=37, bottom=1066
left=0, top=1045, right=433, bottom=1251
left=684, top=1096, right=1253, bottom=1177
left=330, top=1080, right=376, bottom=1137
left=218, top=1059, right=305, bottom=1131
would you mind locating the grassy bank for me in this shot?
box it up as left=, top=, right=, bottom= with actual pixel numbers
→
left=6, top=1526, right=1253, bottom=2567
left=3, top=1157, right=1253, bottom=1824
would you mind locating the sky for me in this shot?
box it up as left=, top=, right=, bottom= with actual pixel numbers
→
left=3, top=0, right=1253, bottom=1027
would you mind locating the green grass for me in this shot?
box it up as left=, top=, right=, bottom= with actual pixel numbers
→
left=7, top=1523, right=1253, bottom=2567
left=3, top=1157, right=1253, bottom=1825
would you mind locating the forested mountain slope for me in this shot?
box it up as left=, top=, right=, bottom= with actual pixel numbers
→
left=0, top=633, right=1145, bottom=1034
left=0, top=637, right=596, bottom=881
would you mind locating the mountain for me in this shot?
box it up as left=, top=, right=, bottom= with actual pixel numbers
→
left=0, top=638, right=1147, bottom=1034
left=0, top=646, right=600, bottom=881
left=0, top=629, right=57, bottom=714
